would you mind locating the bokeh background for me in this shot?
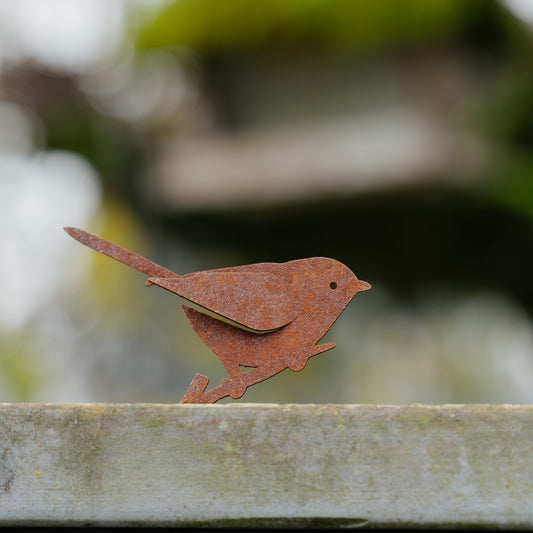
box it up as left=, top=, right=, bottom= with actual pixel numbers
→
left=3, top=0, right=533, bottom=403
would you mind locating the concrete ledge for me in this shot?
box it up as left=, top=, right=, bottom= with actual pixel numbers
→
left=0, top=403, right=532, bottom=528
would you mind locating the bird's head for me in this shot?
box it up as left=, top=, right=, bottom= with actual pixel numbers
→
left=289, top=257, right=370, bottom=314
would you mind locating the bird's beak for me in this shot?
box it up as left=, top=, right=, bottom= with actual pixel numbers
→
left=355, top=280, right=371, bottom=292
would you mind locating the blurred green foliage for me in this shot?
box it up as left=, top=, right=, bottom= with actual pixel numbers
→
left=477, top=69, right=533, bottom=224
left=0, top=334, right=44, bottom=401
left=137, top=0, right=515, bottom=55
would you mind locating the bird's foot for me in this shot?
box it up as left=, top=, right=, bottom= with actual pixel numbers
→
left=222, top=378, right=247, bottom=399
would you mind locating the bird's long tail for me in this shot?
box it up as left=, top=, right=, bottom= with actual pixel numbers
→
left=64, top=227, right=178, bottom=279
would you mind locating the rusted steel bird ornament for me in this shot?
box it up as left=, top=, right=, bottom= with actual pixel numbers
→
left=65, top=227, right=371, bottom=403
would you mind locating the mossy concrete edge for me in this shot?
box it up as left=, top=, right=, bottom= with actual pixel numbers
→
left=0, top=403, right=532, bottom=528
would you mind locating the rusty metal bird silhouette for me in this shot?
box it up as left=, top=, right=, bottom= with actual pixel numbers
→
left=65, top=227, right=371, bottom=403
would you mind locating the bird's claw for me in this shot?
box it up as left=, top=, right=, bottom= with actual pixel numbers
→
left=222, top=378, right=247, bottom=399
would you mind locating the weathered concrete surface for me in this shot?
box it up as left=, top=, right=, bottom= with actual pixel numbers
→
left=0, top=403, right=532, bottom=528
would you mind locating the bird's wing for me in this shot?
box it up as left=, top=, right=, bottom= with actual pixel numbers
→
left=149, top=271, right=296, bottom=332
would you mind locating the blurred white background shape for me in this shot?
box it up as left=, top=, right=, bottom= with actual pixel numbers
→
left=0, top=148, right=101, bottom=331
left=0, top=0, right=125, bottom=71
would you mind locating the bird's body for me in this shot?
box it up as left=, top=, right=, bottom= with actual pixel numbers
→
left=64, top=227, right=370, bottom=403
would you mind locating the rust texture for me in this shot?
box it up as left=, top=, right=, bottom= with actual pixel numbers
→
left=65, top=227, right=371, bottom=403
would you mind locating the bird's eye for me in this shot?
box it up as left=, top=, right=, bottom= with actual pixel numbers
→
left=329, top=282, right=337, bottom=290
